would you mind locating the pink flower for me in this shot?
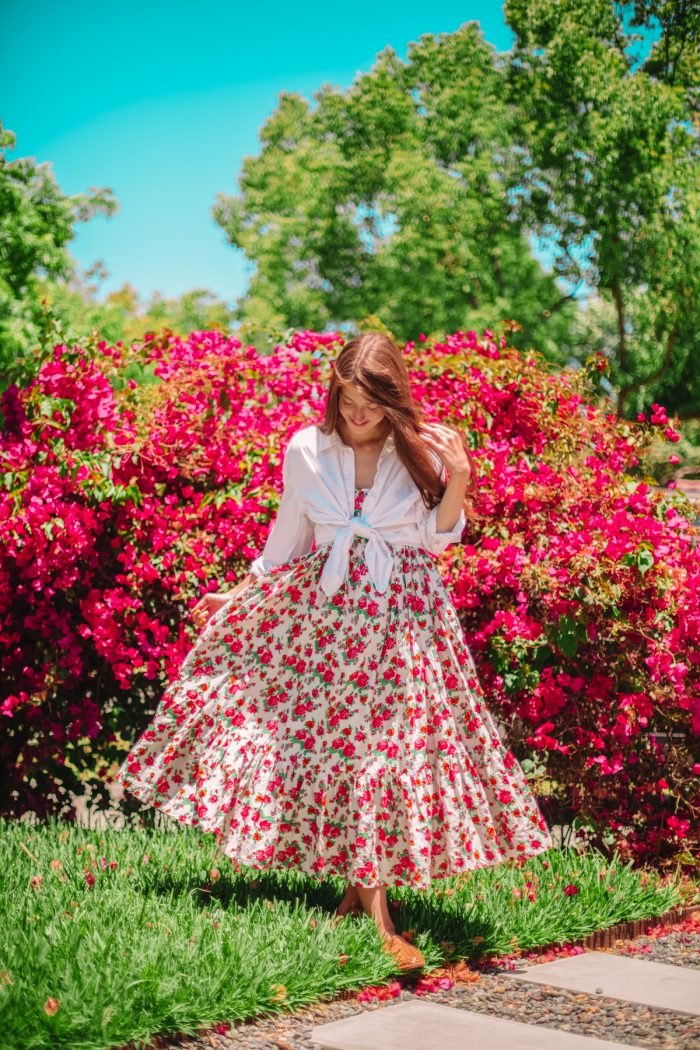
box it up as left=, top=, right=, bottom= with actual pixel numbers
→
left=2, top=327, right=695, bottom=872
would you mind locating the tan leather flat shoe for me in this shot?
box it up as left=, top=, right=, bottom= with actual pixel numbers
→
left=381, top=932, right=426, bottom=971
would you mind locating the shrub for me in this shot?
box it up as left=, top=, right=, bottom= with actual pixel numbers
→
left=1, top=326, right=696, bottom=870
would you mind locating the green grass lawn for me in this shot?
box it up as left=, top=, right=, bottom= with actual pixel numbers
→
left=1, top=814, right=695, bottom=1050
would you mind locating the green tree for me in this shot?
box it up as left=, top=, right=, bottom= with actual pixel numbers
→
left=0, top=121, right=118, bottom=382
left=504, top=0, right=699, bottom=418
left=35, top=266, right=237, bottom=355
left=212, top=25, right=578, bottom=359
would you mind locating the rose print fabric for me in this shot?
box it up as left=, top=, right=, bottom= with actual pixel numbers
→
left=117, top=486, right=553, bottom=889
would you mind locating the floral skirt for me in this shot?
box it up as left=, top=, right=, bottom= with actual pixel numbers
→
left=117, top=492, right=553, bottom=889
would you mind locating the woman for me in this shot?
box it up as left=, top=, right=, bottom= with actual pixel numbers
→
left=117, top=331, right=553, bottom=972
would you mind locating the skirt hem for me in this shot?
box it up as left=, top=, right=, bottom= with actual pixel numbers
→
left=118, top=773, right=555, bottom=891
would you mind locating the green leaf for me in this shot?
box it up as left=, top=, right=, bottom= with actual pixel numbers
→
left=636, top=549, right=655, bottom=575
left=551, top=614, right=586, bottom=658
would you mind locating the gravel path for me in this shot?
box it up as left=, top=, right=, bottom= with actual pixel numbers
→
left=131, top=913, right=700, bottom=1050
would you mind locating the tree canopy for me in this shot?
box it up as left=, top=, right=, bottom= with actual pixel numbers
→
left=2, top=3, right=698, bottom=422
left=212, top=25, right=578, bottom=362
left=505, top=0, right=699, bottom=418
left=0, top=122, right=118, bottom=378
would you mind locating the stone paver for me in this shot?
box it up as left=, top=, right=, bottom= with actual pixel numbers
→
left=309, top=999, right=635, bottom=1050
left=503, top=950, right=700, bottom=1016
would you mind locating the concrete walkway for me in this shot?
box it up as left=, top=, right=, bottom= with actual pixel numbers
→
left=310, top=1000, right=635, bottom=1049
left=309, top=951, right=699, bottom=1049
left=503, top=950, right=700, bottom=1016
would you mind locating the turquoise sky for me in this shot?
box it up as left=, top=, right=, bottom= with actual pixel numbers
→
left=4, top=3, right=522, bottom=309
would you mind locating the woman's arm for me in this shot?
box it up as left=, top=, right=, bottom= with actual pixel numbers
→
left=433, top=466, right=470, bottom=535
left=248, top=439, right=314, bottom=578
left=419, top=488, right=467, bottom=555
left=418, top=425, right=471, bottom=554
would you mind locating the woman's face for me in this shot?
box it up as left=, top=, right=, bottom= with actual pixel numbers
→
left=337, top=382, right=387, bottom=439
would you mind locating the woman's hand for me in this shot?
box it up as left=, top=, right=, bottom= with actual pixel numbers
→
left=419, top=422, right=471, bottom=483
left=191, top=574, right=253, bottom=631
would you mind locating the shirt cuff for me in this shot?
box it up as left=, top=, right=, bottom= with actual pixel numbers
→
left=248, top=555, right=268, bottom=578
left=423, top=504, right=466, bottom=554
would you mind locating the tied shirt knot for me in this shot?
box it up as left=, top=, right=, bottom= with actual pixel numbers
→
left=319, top=511, right=394, bottom=597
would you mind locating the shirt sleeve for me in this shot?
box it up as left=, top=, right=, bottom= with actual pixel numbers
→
left=248, top=440, right=315, bottom=578
left=418, top=451, right=467, bottom=556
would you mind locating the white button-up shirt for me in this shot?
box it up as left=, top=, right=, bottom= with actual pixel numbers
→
left=249, top=423, right=466, bottom=597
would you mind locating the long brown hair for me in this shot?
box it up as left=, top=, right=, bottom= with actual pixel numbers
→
left=319, top=332, right=477, bottom=520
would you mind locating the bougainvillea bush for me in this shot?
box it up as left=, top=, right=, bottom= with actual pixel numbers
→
left=1, top=327, right=697, bottom=871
